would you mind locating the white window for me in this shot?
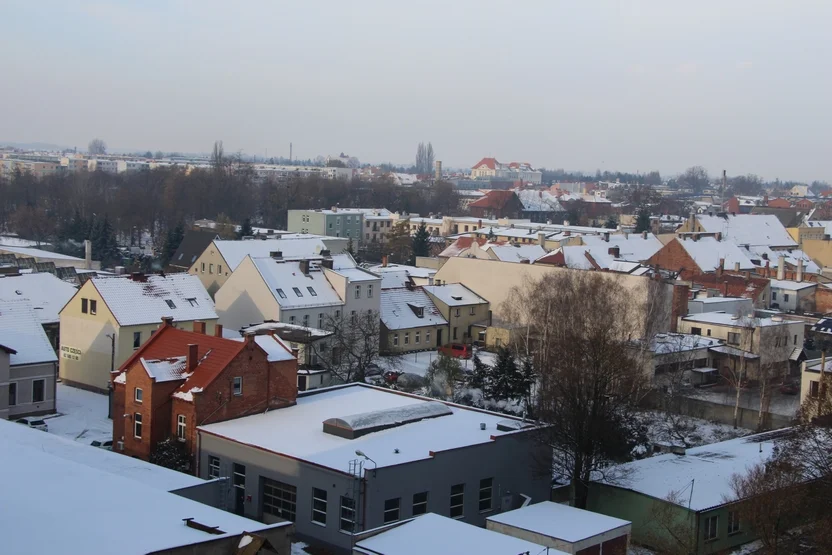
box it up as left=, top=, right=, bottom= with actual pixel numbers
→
left=367, top=284, right=373, bottom=298
left=355, top=285, right=361, bottom=299
left=340, top=496, right=356, bottom=532
left=383, top=498, right=400, bottom=523
left=134, top=413, right=143, bottom=438
left=704, top=515, right=718, bottom=541
left=134, top=388, right=143, bottom=403
left=425, top=330, right=431, bottom=344
left=393, top=334, right=399, bottom=346
left=177, top=414, right=186, bottom=441
left=312, top=488, right=327, bottom=525
left=450, top=484, right=464, bottom=519
left=209, top=263, right=214, bottom=274
left=469, top=306, right=475, bottom=315
left=208, top=456, right=220, bottom=479
left=455, top=308, right=461, bottom=317
left=728, top=511, right=741, bottom=535
left=479, top=478, right=493, bottom=512
left=404, top=332, right=410, bottom=345
left=415, top=331, right=420, bottom=344
left=233, top=377, right=243, bottom=396
left=289, top=315, right=296, bottom=324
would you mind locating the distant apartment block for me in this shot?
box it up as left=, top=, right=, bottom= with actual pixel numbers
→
left=287, top=208, right=365, bottom=243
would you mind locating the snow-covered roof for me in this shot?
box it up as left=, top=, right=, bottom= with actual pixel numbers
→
left=240, top=321, right=332, bottom=338
left=0, top=420, right=290, bottom=555
left=676, top=237, right=756, bottom=272
left=681, top=311, right=795, bottom=328
left=0, top=245, right=85, bottom=261
left=768, top=279, right=817, bottom=291
left=327, top=266, right=380, bottom=283
left=89, top=274, right=217, bottom=327
left=380, top=287, right=447, bottom=330
left=0, top=235, right=43, bottom=247
left=695, top=214, right=797, bottom=248
left=581, top=233, right=663, bottom=262
left=487, top=501, right=630, bottom=543
left=600, top=431, right=783, bottom=511
left=484, top=243, right=547, bottom=263
left=422, top=284, right=488, bottom=307
left=251, top=258, right=343, bottom=309
left=213, top=237, right=331, bottom=270
left=141, top=356, right=188, bottom=382
left=648, top=333, right=722, bottom=354
left=0, top=418, right=203, bottom=492
left=379, top=270, right=412, bottom=290
left=514, top=189, right=564, bottom=212
left=355, top=513, right=556, bottom=555
left=250, top=334, right=295, bottom=362
left=366, top=263, right=437, bottom=279
left=0, top=272, right=77, bottom=324
left=0, top=299, right=57, bottom=366
left=199, top=384, right=533, bottom=473
left=741, top=245, right=820, bottom=274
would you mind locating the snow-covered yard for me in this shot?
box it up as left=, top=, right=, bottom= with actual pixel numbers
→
left=44, top=383, right=112, bottom=445
left=638, top=410, right=751, bottom=451
left=379, top=349, right=497, bottom=377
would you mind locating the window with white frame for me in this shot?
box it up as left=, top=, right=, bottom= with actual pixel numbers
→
left=450, top=484, right=464, bottom=518
left=367, top=284, right=373, bottom=298
left=478, top=478, right=493, bottom=512
left=340, top=496, right=356, bottom=532
left=469, top=306, right=475, bottom=315
left=425, top=330, right=431, bottom=344
left=412, top=491, right=428, bottom=516
left=134, top=413, right=142, bottom=438
left=312, top=488, right=327, bottom=525
left=233, top=377, right=243, bottom=396
left=383, top=498, right=400, bottom=523
left=177, top=415, right=186, bottom=441
left=208, top=456, right=220, bottom=478
left=355, top=285, right=361, bottom=299
left=728, top=511, right=741, bottom=535
left=704, top=515, right=718, bottom=541
left=393, top=334, right=399, bottom=346
left=404, top=332, right=410, bottom=345
left=262, top=478, right=297, bottom=522
left=134, top=387, right=143, bottom=403
left=415, top=331, right=420, bottom=344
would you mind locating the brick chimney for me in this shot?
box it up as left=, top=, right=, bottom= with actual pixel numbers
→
left=299, top=259, right=310, bottom=275
left=670, top=283, right=690, bottom=331
left=608, top=246, right=620, bottom=258
left=214, top=324, right=224, bottom=337
left=716, top=258, right=724, bottom=277
left=193, top=321, right=206, bottom=334
left=160, top=316, right=174, bottom=327
left=130, top=272, right=147, bottom=282
left=187, top=344, right=199, bottom=371
left=382, top=255, right=388, bottom=268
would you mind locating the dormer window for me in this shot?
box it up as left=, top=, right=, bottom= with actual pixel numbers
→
left=407, top=303, right=425, bottom=318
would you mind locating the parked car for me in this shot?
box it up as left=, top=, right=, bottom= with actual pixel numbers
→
left=91, top=440, right=113, bottom=450
left=383, top=370, right=402, bottom=384
left=16, top=417, right=48, bottom=432
left=439, top=343, right=472, bottom=359
left=365, top=363, right=383, bottom=377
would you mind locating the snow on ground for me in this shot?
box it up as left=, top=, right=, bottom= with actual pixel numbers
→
left=379, top=348, right=497, bottom=377
left=628, top=547, right=657, bottom=555
left=638, top=410, right=751, bottom=451
left=44, top=383, right=112, bottom=445
left=290, top=542, right=309, bottom=555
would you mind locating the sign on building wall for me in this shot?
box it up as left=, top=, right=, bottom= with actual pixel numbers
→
left=60, top=345, right=82, bottom=361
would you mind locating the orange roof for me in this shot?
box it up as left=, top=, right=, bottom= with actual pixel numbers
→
left=767, top=198, right=791, bottom=208
left=472, top=157, right=498, bottom=170
left=468, top=190, right=517, bottom=209
left=118, top=323, right=247, bottom=399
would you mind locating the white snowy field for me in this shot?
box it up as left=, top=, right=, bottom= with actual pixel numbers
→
left=43, top=383, right=112, bottom=445
left=379, top=349, right=497, bottom=377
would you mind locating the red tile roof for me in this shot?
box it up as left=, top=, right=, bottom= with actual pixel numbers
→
left=117, top=322, right=247, bottom=400
left=472, top=157, right=498, bottom=170
left=439, top=236, right=490, bottom=258
left=468, top=190, right=518, bottom=210
left=767, top=198, right=791, bottom=208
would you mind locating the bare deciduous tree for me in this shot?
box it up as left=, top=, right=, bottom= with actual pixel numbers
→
left=503, top=271, right=656, bottom=508
left=88, top=138, right=107, bottom=155
left=311, top=310, right=387, bottom=384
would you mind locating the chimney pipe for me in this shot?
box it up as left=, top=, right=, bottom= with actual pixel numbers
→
left=214, top=324, right=223, bottom=337
left=537, top=232, right=546, bottom=247
left=187, top=344, right=198, bottom=371
left=603, top=232, right=610, bottom=242
left=734, top=262, right=741, bottom=272
left=688, top=211, right=695, bottom=232
left=84, top=239, right=92, bottom=270
left=299, top=259, right=310, bottom=275
left=777, top=255, right=786, bottom=280
left=797, top=258, right=804, bottom=282
left=161, top=316, right=174, bottom=327
left=382, top=255, right=388, bottom=268
left=642, top=231, right=648, bottom=240
left=717, top=258, right=724, bottom=277
left=608, top=246, right=620, bottom=258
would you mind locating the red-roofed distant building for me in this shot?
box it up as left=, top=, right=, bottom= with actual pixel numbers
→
left=767, top=198, right=791, bottom=209
left=468, top=190, right=524, bottom=219
left=471, top=157, right=542, bottom=184
left=112, top=318, right=297, bottom=469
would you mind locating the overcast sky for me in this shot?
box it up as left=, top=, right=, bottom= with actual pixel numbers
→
left=2, top=1, right=830, bottom=181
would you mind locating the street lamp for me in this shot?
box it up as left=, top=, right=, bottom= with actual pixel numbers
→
left=355, top=449, right=377, bottom=477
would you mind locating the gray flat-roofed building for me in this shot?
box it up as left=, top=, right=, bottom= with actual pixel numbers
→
left=197, top=383, right=550, bottom=552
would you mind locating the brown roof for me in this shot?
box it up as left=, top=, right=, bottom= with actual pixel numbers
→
left=687, top=272, right=769, bottom=302
left=468, top=190, right=518, bottom=210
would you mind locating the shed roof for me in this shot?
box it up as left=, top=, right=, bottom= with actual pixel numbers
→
left=487, top=501, right=630, bottom=543
left=0, top=299, right=57, bottom=366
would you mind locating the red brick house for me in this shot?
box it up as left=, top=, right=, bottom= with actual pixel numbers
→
left=794, top=198, right=814, bottom=210
left=767, top=197, right=791, bottom=209
left=112, top=318, right=297, bottom=469
left=468, top=190, right=524, bottom=219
